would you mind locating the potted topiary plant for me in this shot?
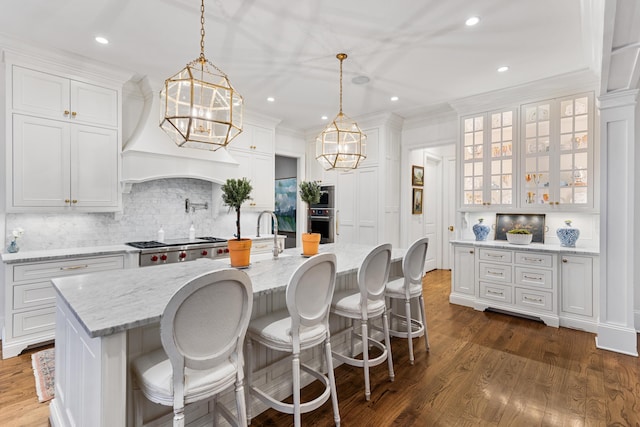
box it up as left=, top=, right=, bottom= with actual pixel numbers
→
left=221, top=177, right=253, bottom=267
left=506, top=228, right=533, bottom=245
left=299, top=180, right=322, bottom=256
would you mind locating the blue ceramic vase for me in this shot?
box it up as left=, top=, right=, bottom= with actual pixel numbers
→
left=556, top=220, right=580, bottom=247
left=7, top=239, right=19, bottom=253
left=472, top=219, right=490, bottom=241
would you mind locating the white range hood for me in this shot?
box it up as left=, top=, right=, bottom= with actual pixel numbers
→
left=121, top=76, right=241, bottom=189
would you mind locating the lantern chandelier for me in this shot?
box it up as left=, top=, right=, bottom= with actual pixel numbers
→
left=316, top=53, right=366, bottom=170
left=160, top=0, right=243, bottom=150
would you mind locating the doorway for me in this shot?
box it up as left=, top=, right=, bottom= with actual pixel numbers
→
left=275, top=155, right=298, bottom=249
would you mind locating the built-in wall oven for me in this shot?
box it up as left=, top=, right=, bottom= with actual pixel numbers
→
left=310, top=185, right=335, bottom=244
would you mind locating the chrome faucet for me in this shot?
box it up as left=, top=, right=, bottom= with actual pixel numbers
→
left=257, top=210, right=283, bottom=258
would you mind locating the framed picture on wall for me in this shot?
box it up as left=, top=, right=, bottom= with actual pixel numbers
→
left=412, top=165, right=424, bottom=186
left=412, top=188, right=423, bottom=214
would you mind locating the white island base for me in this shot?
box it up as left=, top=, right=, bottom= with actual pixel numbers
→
left=50, top=245, right=403, bottom=426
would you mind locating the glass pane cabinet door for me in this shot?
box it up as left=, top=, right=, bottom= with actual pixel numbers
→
left=521, top=93, right=593, bottom=209
left=462, top=115, right=484, bottom=206
left=489, top=110, right=514, bottom=206
left=523, top=102, right=553, bottom=205
left=558, top=94, right=593, bottom=206
left=462, top=109, right=515, bottom=208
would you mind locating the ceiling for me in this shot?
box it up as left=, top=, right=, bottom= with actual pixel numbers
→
left=0, top=0, right=599, bottom=132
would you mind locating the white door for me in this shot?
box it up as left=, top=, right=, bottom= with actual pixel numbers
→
left=71, top=125, right=119, bottom=207
left=443, top=156, right=456, bottom=270
left=423, top=155, right=440, bottom=272
left=70, top=80, right=118, bottom=128
left=12, top=115, right=70, bottom=207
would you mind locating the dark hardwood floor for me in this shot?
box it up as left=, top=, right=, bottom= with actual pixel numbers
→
left=1, top=269, right=639, bottom=426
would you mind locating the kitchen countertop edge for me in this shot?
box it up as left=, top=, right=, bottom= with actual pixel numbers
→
left=450, top=239, right=599, bottom=255
left=1, top=245, right=140, bottom=264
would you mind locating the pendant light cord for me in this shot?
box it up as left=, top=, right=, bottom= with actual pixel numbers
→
left=337, top=53, right=347, bottom=115
left=199, top=0, right=206, bottom=62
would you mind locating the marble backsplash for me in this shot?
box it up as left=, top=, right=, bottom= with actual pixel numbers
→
left=4, top=178, right=263, bottom=251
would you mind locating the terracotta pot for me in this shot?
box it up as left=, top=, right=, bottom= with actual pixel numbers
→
left=301, top=233, right=321, bottom=256
left=228, top=238, right=252, bottom=267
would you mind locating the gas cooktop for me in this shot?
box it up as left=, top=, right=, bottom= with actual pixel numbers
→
left=126, top=237, right=227, bottom=249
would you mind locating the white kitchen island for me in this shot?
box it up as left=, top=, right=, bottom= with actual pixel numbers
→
left=49, top=243, right=404, bottom=427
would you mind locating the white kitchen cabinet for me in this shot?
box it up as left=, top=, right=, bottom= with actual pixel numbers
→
left=461, top=108, right=517, bottom=209
left=12, top=65, right=118, bottom=128
left=12, top=115, right=119, bottom=208
left=450, top=245, right=476, bottom=306
left=6, top=64, right=121, bottom=212
left=474, top=247, right=559, bottom=327
left=336, top=167, right=378, bottom=245
left=2, top=254, right=126, bottom=359
left=227, top=124, right=275, bottom=210
left=521, top=93, right=594, bottom=209
left=559, top=254, right=597, bottom=331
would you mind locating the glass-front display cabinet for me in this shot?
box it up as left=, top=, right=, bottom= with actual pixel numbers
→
left=462, top=108, right=517, bottom=209
left=521, top=93, right=594, bottom=209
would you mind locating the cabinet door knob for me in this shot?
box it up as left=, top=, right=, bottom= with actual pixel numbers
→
left=64, top=199, right=70, bottom=203
left=72, top=199, right=78, bottom=204
left=448, top=225, right=454, bottom=231
left=71, top=111, right=77, bottom=117
left=562, top=258, right=568, bottom=263
left=64, top=110, right=70, bottom=116
left=469, top=250, right=474, bottom=254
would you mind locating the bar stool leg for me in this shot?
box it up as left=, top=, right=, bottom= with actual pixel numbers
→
left=361, top=319, right=371, bottom=401
left=419, top=294, right=430, bottom=351
left=246, top=338, right=253, bottom=423
left=292, top=351, right=302, bottom=427
left=324, top=338, right=341, bottom=426
left=382, top=310, right=395, bottom=382
left=405, top=299, right=415, bottom=364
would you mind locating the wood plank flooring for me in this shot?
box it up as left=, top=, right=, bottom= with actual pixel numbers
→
left=1, top=269, right=638, bottom=426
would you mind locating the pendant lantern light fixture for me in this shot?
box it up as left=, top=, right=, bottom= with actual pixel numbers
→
left=316, top=53, right=366, bottom=170
left=160, top=0, right=243, bottom=150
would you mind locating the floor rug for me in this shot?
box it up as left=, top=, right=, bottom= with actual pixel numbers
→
left=31, top=348, right=55, bottom=403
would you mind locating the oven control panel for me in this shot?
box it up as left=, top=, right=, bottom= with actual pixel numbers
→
left=310, top=209, right=333, bottom=217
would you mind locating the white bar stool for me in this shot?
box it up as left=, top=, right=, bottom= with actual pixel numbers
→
left=246, top=253, right=340, bottom=427
left=330, top=243, right=395, bottom=401
left=385, top=237, right=430, bottom=365
left=131, top=269, right=253, bottom=427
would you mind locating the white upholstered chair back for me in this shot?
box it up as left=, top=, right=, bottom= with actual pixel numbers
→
left=286, top=253, right=337, bottom=346
left=402, top=238, right=429, bottom=297
left=357, top=243, right=392, bottom=307
left=160, top=269, right=253, bottom=389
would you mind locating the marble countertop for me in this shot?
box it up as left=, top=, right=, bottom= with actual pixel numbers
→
left=0, top=235, right=286, bottom=264
left=450, top=239, right=599, bottom=255
left=52, top=243, right=405, bottom=339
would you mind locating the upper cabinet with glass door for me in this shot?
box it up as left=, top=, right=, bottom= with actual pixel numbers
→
left=462, top=109, right=516, bottom=209
left=522, top=93, right=593, bottom=210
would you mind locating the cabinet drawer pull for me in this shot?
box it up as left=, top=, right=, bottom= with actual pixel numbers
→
left=523, top=257, right=542, bottom=263
left=469, top=250, right=474, bottom=254
left=60, top=264, right=88, bottom=271
left=487, top=254, right=503, bottom=259
left=487, top=270, right=503, bottom=276
left=523, top=296, right=543, bottom=303
left=523, top=275, right=541, bottom=281
left=487, top=290, right=504, bottom=296
left=562, top=258, right=568, bottom=263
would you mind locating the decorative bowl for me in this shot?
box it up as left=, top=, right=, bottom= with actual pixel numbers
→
left=506, top=233, right=533, bottom=245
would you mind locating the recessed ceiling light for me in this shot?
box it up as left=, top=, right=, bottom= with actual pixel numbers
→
left=95, top=36, right=109, bottom=45
left=465, top=16, right=480, bottom=26
left=497, top=66, right=510, bottom=73
left=352, top=75, right=370, bottom=85
left=266, top=97, right=275, bottom=102
left=321, top=115, right=328, bottom=120
left=390, top=96, right=399, bottom=102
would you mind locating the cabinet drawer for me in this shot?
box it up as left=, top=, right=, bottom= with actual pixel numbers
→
left=13, top=255, right=124, bottom=282
left=479, top=282, right=512, bottom=304
left=479, top=263, right=512, bottom=283
left=13, top=307, right=56, bottom=338
left=13, top=281, right=55, bottom=310
left=514, top=267, right=553, bottom=290
left=515, top=288, right=553, bottom=312
left=515, top=252, right=553, bottom=268
left=479, top=249, right=512, bottom=263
